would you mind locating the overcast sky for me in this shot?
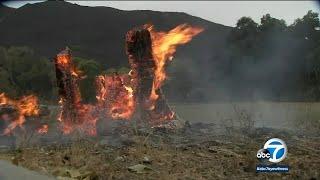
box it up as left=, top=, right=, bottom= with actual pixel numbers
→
left=3, top=1, right=320, bottom=27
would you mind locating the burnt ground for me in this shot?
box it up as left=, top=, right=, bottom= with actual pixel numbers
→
left=0, top=120, right=319, bottom=180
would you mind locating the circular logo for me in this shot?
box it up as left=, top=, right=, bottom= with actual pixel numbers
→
left=263, top=138, right=287, bottom=163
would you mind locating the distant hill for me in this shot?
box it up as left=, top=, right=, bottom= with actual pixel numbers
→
left=0, top=1, right=231, bottom=68
left=0, top=3, right=15, bottom=22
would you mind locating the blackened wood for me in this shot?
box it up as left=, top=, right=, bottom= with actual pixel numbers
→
left=126, top=27, right=176, bottom=122
left=126, top=28, right=154, bottom=122
left=54, top=48, right=80, bottom=124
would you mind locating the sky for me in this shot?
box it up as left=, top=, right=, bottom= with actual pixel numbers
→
left=3, top=1, right=320, bottom=27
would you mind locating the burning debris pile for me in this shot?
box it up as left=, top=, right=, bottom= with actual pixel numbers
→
left=0, top=93, right=48, bottom=136
left=0, top=24, right=203, bottom=137
left=96, top=73, right=135, bottom=120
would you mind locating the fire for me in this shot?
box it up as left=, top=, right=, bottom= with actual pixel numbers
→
left=0, top=24, right=202, bottom=137
left=96, top=74, right=135, bottom=120
left=146, top=24, right=204, bottom=108
left=56, top=53, right=81, bottom=78
left=76, top=104, right=99, bottom=136
left=37, top=124, right=48, bottom=134
left=0, top=93, right=39, bottom=135
left=57, top=98, right=98, bottom=136
left=55, top=49, right=98, bottom=135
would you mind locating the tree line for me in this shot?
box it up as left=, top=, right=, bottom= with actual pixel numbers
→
left=224, top=10, right=320, bottom=101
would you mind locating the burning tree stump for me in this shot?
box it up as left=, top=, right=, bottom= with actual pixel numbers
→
left=54, top=48, right=98, bottom=135
left=126, top=27, right=178, bottom=126
left=54, top=48, right=81, bottom=126
left=126, top=28, right=154, bottom=122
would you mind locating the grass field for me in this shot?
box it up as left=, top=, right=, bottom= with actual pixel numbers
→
left=172, top=102, right=320, bottom=133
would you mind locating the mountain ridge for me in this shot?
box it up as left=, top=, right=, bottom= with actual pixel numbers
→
left=0, top=0, right=231, bottom=68
left=0, top=3, right=15, bottom=22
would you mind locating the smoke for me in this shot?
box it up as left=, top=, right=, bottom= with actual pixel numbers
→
left=162, top=27, right=311, bottom=131
left=165, top=27, right=308, bottom=103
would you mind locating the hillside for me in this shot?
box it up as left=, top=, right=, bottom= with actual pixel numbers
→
left=0, top=3, right=15, bottom=22
left=0, top=1, right=231, bottom=68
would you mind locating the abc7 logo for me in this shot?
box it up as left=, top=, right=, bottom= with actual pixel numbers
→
left=256, top=138, right=287, bottom=163
left=256, top=149, right=271, bottom=162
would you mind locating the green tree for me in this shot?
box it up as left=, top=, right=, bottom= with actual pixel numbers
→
left=74, top=57, right=101, bottom=103
left=291, top=11, right=320, bottom=99
left=259, top=14, right=286, bottom=32
left=0, top=46, right=55, bottom=99
left=228, top=17, right=259, bottom=57
left=290, top=10, right=320, bottom=43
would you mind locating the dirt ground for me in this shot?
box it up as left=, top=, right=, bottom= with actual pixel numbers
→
left=0, top=102, right=319, bottom=179
left=0, top=123, right=319, bottom=180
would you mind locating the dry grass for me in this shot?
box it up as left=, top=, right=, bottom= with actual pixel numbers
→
left=0, top=131, right=319, bottom=180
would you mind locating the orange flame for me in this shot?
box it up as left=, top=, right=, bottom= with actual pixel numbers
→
left=57, top=97, right=98, bottom=136
left=96, top=74, right=135, bottom=120
left=76, top=104, right=99, bottom=136
left=57, top=54, right=81, bottom=78
left=111, top=84, right=134, bottom=119
left=56, top=52, right=97, bottom=135
left=146, top=24, right=203, bottom=108
left=0, top=93, right=39, bottom=135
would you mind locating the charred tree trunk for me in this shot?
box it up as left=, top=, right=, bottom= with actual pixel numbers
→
left=54, top=48, right=81, bottom=126
left=126, top=28, right=154, bottom=122
left=126, top=28, right=177, bottom=124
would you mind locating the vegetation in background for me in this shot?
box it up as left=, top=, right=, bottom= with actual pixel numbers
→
left=225, top=10, right=320, bottom=101
left=0, top=46, right=55, bottom=100
left=0, top=47, right=131, bottom=103
left=73, top=57, right=101, bottom=103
